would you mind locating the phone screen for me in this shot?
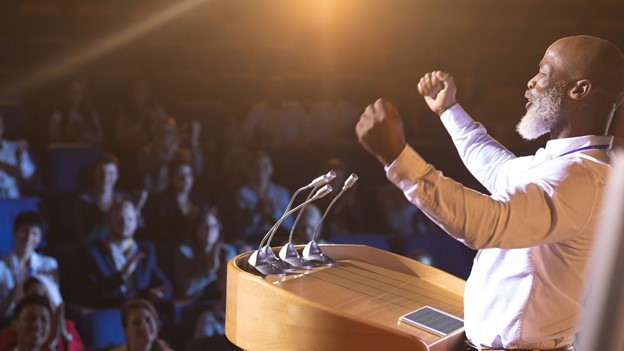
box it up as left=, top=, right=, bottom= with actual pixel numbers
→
left=398, top=306, right=464, bottom=336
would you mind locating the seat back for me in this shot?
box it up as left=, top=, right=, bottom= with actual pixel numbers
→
left=44, top=146, right=103, bottom=193
left=66, top=305, right=125, bottom=349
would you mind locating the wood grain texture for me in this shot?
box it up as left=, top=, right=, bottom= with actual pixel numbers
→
left=226, top=244, right=467, bottom=351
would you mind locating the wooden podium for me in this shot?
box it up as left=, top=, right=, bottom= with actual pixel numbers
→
left=226, top=244, right=466, bottom=351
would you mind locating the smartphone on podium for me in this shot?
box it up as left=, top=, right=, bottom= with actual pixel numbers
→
left=399, top=306, right=464, bottom=336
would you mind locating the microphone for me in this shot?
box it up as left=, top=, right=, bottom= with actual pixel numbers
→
left=248, top=185, right=333, bottom=275
left=302, top=173, right=358, bottom=266
left=260, top=171, right=334, bottom=250
left=307, top=170, right=337, bottom=189
left=248, top=172, right=334, bottom=275
left=282, top=170, right=336, bottom=219
left=279, top=170, right=337, bottom=268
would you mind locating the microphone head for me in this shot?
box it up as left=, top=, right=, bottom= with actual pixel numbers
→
left=313, top=184, right=333, bottom=198
left=324, top=170, right=337, bottom=183
left=308, top=170, right=337, bottom=188
left=342, top=173, right=359, bottom=190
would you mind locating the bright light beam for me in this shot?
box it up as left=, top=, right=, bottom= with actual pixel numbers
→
left=1, top=0, right=209, bottom=98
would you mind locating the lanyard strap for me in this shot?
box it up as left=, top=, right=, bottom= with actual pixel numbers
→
left=558, top=144, right=611, bottom=158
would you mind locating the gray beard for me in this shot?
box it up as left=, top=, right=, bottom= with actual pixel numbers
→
left=516, top=82, right=564, bottom=140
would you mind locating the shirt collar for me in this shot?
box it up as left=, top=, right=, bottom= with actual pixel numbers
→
left=544, top=135, right=613, bottom=158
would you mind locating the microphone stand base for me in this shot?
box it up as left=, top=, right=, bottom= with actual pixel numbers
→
left=279, top=243, right=315, bottom=269
left=248, top=248, right=286, bottom=276
left=262, top=245, right=295, bottom=271
left=301, top=241, right=336, bottom=266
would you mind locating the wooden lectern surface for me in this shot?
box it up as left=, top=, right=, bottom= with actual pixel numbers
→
left=226, top=244, right=466, bottom=351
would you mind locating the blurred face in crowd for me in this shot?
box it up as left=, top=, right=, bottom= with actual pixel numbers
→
left=125, top=307, right=159, bottom=348
left=171, top=163, right=194, bottom=194
left=109, top=202, right=137, bottom=241
left=14, top=224, right=42, bottom=257
left=196, top=212, right=221, bottom=248
left=13, top=304, right=51, bottom=351
left=94, top=161, right=119, bottom=191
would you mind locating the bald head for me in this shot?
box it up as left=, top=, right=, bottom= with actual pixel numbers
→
left=548, top=35, right=624, bottom=106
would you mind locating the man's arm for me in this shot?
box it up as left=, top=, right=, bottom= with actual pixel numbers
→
left=355, top=94, right=600, bottom=249
left=418, top=71, right=518, bottom=194
left=439, top=104, right=518, bottom=195
left=385, top=146, right=599, bottom=249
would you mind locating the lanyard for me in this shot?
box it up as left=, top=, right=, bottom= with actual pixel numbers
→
left=557, top=144, right=611, bottom=158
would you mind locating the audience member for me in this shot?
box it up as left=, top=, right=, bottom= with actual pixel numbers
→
left=136, top=117, right=203, bottom=194
left=191, top=264, right=226, bottom=339
left=238, top=77, right=307, bottom=148
left=48, top=77, right=104, bottom=146
left=110, top=298, right=173, bottom=351
left=186, top=264, right=241, bottom=351
left=0, top=115, right=36, bottom=198
left=0, top=212, right=58, bottom=318
left=0, top=295, right=52, bottom=351
left=233, top=150, right=293, bottom=245
left=113, top=77, right=167, bottom=151
left=143, top=159, right=204, bottom=246
left=172, top=207, right=236, bottom=301
left=0, top=275, right=84, bottom=351
left=73, top=153, right=147, bottom=246
left=83, top=201, right=171, bottom=308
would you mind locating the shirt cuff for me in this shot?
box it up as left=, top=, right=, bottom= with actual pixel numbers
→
left=385, top=145, right=432, bottom=191
left=440, top=103, right=474, bottom=134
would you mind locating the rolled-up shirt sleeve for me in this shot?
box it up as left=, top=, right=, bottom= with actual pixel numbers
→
left=385, top=145, right=600, bottom=250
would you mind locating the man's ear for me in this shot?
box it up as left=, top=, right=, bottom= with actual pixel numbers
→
left=569, top=79, right=591, bottom=100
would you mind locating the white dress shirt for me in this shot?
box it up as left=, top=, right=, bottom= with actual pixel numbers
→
left=386, top=104, right=613, bottom=349
left=0, top=139, right=36, bottom=198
